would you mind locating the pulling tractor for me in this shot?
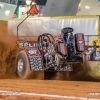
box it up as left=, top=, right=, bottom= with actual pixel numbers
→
left=16, top=5, right=86, bottom=79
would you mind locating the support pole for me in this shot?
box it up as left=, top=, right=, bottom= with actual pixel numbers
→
left=17, top=14, right=30, bottom=40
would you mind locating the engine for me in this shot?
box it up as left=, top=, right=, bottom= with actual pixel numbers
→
left=56, top=28, right=76, bottom=59
left=56, top=27, right=85, bottom=60
left=37, top=28, right=85, bottom=70
left=61, top=27, right=76, bottom=59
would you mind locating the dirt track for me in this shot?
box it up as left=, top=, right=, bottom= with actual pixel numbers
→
left=0, top=80, right=100, bottom=100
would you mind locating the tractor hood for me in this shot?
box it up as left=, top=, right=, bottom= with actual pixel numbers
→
left=43, top=0, right=81, bottom=17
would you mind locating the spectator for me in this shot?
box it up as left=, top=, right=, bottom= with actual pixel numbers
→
left=95, top=46, right=100, bottom=61
left=89, top=41, right=96, bottom=61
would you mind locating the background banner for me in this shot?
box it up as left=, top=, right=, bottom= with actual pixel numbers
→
left=8, top=16, right=99, bottom=37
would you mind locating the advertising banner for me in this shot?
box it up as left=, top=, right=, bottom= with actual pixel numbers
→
left=90, top=37, right=100, bottom=46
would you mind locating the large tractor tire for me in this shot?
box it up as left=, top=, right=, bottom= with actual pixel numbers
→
left=17, top=50, right=33, bottom=79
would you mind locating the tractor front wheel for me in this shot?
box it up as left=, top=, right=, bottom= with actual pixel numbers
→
left=17, top=50, right=33, bottom=79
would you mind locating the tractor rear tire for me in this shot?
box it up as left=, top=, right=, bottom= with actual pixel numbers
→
left=17, top=50, right=33, bottom=79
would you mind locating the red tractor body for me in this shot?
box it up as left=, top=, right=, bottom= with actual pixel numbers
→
left=17, top=27, right=86, bottom=79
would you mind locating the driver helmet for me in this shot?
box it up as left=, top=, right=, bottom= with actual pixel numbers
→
left=43, top=39, right=49, bottom=47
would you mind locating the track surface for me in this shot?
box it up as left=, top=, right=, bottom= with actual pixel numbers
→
left=0, top=80, right=100, bottom=100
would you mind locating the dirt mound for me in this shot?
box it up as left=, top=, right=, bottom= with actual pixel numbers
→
left=0, top=37, right=21, bottom=79
left=49, top=62, right=100, bottom=81
left=67, top=63, right=100, bottom=81
left=0, top=36, right=44, bottom=79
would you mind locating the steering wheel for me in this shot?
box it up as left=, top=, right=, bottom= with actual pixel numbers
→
left=37, top=33, right=55, bottom=52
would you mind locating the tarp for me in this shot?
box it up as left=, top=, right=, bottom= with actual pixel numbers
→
left=8, top=16, right=99, bottom=37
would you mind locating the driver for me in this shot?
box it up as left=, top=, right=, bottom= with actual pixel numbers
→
left=42, top=39, right=49, bottom=53
left=43, top=39, right=49, bottom=47
left=89, top=41, right=96, bottom=61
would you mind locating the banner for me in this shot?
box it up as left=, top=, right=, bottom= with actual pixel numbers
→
left=8, top=16, right=99, bottom=36
left=90, top=37, right=100, bottom=46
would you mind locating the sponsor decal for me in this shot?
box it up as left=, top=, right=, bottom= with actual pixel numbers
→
left=28, top=50, right=37, bottom=54
left=18, top=41, right=37, bottom=48
left=79, top=40, right=83, bottom=44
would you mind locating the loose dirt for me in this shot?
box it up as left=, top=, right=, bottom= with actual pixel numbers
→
left=0, top=37, right=21, bottom=79
left=0, top=36, right=100, bottom=81
left=0, top=80, right=100, bottom=100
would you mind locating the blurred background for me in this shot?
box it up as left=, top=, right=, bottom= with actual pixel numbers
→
left=0, top=0, right=100, bottom=19
left=14, top=0, right=47, bottom=18
left=14, top=0, right=100, bottom=18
